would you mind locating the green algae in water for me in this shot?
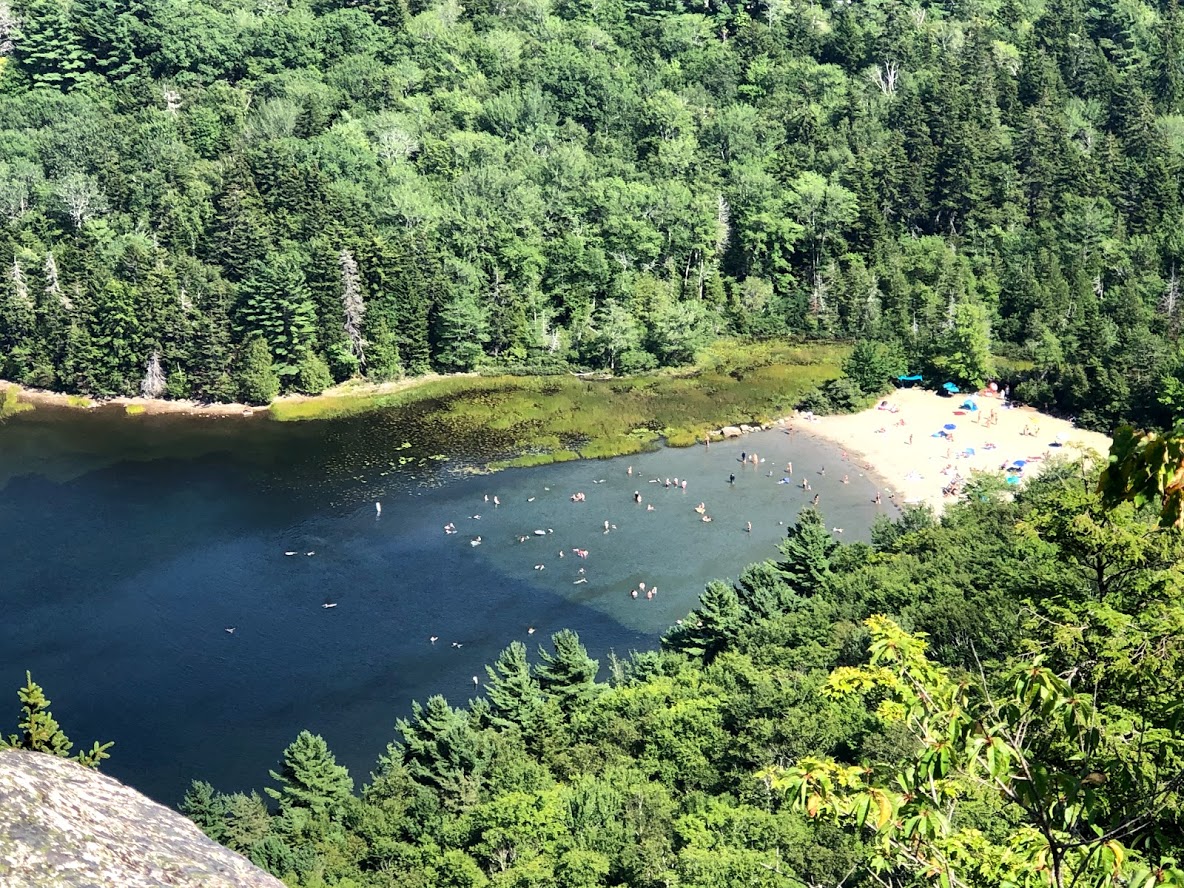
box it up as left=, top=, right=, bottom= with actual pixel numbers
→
left=271, top=340, right=847, bottom=468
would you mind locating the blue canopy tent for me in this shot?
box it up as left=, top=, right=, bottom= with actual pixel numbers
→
left=960, top=398, right=978, bottom=411
left=942, top=381, right=960, bottom=395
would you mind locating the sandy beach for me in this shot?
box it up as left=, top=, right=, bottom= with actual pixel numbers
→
left=797, top=388, right=1112, bottom=512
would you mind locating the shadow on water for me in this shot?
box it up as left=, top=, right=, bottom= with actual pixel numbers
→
left=0, top=401, right=890, bottom=803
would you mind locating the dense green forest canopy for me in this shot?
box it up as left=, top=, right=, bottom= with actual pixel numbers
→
left=119, top=461, right=1178, bottom=888
left=1, top=0, right=1184, bottom=425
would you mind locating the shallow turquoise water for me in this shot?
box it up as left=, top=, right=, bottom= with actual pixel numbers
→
left=0, top=404, right=889, bottom=803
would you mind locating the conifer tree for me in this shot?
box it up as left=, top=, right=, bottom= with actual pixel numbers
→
left=776, top=506, right=839, bottom=598
left=664, top=579, right=744, bottom=662
left=266, top=730, right=354, bottom=818
left=536, top=629, right=600, bottom=713
left=180, top=780, right=226, bottom=842
left=219, top=792, right=271, bottom=854
left=237, top=253, right=317, bottom=379
left=396, top=695, right=485, bottom=809
left=1, top=671, right=112, bottom=768
left=484, top=640, right=543, bottom=730
left=237, top=334, right=280, bottom=404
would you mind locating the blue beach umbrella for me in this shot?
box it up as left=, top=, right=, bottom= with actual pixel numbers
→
left=943, top=423, right=956, bottom=430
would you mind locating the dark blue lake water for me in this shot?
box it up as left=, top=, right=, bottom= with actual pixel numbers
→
left=0, top=403, right=887, bottom=804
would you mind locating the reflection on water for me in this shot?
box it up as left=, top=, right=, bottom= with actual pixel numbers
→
left=0, top=403, right=889, bottom=803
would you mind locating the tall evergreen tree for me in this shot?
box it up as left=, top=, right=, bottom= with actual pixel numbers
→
left=396, top=695, right=485, bottom=809
left=266, top=730, right=354, bottom=818
left=484, top=641, right=543, bottom=731
left=776, top=506, right=839, bottom=598
left=536, top=629, right=600, bottom=713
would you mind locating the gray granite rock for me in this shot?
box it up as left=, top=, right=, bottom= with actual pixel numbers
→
left=0, top=749, right=284, bottom=888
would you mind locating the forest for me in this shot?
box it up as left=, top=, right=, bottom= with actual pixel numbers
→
left=0, top=0, right=1183, bottom=427
left=0, top=461, right=1137, bottom=886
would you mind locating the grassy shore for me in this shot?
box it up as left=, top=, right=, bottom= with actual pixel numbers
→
left=1, top=341, right=848, bottom=466
left=0, top=385, right=34, bottom=420
left=272, top=340, right=847, bottom=466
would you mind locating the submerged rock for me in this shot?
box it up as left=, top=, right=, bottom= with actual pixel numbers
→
left=0, top=749, right=282, bottom=888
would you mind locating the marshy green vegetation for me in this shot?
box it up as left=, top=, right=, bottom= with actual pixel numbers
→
left=271, top=341, right=845, bottom=466
left=0, top=385, right=33, bottom=420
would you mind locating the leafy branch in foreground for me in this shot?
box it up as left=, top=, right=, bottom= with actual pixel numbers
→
left=761, top=617, right=1184, bottom=888
left=1100, top=426, right=1184, bottom=529
left=1, top=671, right=113, bottom=768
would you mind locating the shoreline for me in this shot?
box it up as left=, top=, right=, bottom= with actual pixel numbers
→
left=790, top=388, right=1112, bottom=513
left=0, top=374, right=467, bottom=420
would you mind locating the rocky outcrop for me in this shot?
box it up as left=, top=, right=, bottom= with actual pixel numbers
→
left=0, top=749, right=283, bottom=888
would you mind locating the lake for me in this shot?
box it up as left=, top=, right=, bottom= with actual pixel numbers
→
left=0, top=400, right=888, bottom=804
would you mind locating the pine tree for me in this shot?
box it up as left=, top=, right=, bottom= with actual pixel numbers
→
left=237, top=253, right=317, bottom=378
left=664, top=580, right=744, bottom=662
left=396, top=695, right=485, bottom=809
left=180, top=780, right=226, bottom=842
left=13, top=0, right=88, bottom=90
left=219, top=792, right=271, bottom=854
left=266, top=730, right=354, bottom=818
left=484, top=641, right=543, bottom=730
left=776, top=506, right=839, bottom=598
left=237, top=334, right=280, bottom=404
left=536, top=629, right=600, bottom=713
left=2, top=671, right=112, bottom=768
left=735, top=558, right=799, bottom=620
left=207, top=165, right=273, bottom=282
left=433, top=290, right=489, bottom=372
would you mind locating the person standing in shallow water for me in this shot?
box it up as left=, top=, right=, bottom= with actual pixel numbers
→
left=633, top=491, right=642, bottom=504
